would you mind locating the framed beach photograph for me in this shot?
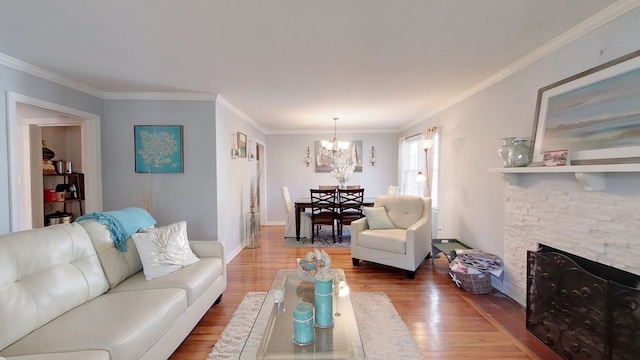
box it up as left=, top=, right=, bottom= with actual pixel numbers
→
left=530, top=50, right=640, bottom=165
left=135, top=125, right=184, bottom=173
left=237, top=132, right=247, bottom=158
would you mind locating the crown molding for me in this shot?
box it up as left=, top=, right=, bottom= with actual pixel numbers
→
left=216, top=95, right=267, bottom=133
left=404, top=0, right=640, bottom=130
left=0, top=52, right=104, bottom=98
left=103, top=92, right=217, bottom=101
left=267, top=128, right=402, bottom=135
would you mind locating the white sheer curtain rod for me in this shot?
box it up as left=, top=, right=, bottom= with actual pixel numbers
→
left=404, top=133, right=422, bottom=141
left=405, top=126, right=438, bottom=141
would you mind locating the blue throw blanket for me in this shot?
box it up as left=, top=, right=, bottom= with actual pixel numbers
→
left=76, top=207, right=157, bottom=252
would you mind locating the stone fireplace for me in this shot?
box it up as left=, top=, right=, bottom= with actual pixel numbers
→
left=527, top=244, right=640, bottom=359
left=502, top=185, right=640, bottom=306
left=502, top=183, right=640, bottom=359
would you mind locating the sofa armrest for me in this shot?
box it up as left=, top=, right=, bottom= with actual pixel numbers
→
left=190, top=240, right=226, bottom=279
left=189, top=240, right=225, bottom=261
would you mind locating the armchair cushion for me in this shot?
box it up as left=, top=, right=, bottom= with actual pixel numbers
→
left=357, top=228, right=407, bottom=254
left=362, top=207, right=395, bottom=229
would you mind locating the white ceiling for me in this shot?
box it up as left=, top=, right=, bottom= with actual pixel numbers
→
left=0, top=0, right=629, bottom=133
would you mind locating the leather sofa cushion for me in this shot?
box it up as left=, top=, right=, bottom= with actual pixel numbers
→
left=356, top=229, right=407, bottom=254
left=0, top=288, right=186, bottom=359
left=0, top=223, right=109, bottom=351
left=374, top=195, right=425, bottom=229
left=0, top=350, right=110, bottom=360
left=78, top=219, right=143, bottom=288
left=109, top=257, right=224, bottom=306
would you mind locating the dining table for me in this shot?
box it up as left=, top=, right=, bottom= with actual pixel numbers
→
left=294, top=197, right=375, bottom=240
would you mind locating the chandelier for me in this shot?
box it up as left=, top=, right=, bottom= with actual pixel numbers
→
left=320, top=117, right=350, bottom=159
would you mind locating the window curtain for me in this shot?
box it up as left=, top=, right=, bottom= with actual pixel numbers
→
left=420, top=127, right=438, bottom=201
left=397, top=137, right=406, bottom=193
left=421, top=127, right=440, bottom=237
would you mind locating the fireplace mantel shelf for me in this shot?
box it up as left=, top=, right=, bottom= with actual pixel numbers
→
left=488, top=164, right=640, bottom=191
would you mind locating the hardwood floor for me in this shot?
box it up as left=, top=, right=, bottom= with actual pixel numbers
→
left=169, top=225, right=560, bottom=359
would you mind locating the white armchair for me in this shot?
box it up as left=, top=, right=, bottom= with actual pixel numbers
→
left=351, top=195, right=431, bottom=279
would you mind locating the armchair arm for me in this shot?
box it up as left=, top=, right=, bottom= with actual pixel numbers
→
left=351, top=217, right=369, bottom=235
left=406, top=216, right=429, bottom=234
left=404, top=215, right=432, bottom=268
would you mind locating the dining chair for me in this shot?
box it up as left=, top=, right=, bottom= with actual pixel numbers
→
left=337, top=188, right=365, bottom=242
left=387, top=185, right=400, bottom=194
left=318, top=185, right=338, bottom=190
left=281, top=186, right=312, bottom=239
left=310, top=189, right=338, bottom=243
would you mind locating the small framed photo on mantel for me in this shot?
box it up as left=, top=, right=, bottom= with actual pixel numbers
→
left=542, top=149, right=568, bottom=166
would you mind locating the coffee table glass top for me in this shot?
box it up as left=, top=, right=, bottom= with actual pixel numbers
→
left=240, top=269, right=364, bottom=359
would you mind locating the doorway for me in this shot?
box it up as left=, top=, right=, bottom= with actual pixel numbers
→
left=7, top=92, right=103, bottom=232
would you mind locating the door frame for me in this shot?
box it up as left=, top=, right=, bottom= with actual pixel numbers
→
left=7, top=92, right=103, bottom=231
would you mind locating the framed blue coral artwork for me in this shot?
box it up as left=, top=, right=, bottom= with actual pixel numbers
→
left=134, top=125, right=184, bottom=173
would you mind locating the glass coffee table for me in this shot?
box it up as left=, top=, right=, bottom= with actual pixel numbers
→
left=240, top=269, right=364, bottom=359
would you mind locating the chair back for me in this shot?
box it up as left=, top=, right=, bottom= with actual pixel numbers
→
left=374, top=195, right=427, bottom=229
left=310, top=189, right=337, bottom=224
left=318, top=185, right=338, bottom=190
left=281, top=186, right=294, bottom=217
left=338, top=188, right=365, bottom=220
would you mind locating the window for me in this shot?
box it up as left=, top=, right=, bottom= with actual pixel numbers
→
left=399, top=129, right=439, bottom=210
left=401, top=136, right=423, bottom=196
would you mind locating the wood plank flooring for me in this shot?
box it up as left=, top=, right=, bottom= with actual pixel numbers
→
left=169, top=225, right=561, bottom=359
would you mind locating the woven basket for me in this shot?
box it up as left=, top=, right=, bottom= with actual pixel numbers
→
left=450, top=271, right=492, bottom=294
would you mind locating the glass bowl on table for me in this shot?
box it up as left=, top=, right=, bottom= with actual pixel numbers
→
left=296, top=249, right=332, bottom=282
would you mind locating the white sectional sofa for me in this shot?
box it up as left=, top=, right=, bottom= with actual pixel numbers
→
left=0, top=218, right=226, bottom=360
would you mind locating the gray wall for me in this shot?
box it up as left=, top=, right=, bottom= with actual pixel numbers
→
left=265, top=132, right=398, bottom=223
left=102, top=99, right=218, bottom=240
left=215, top=100, right=266, bottom=257
left=0, top=64, right=103, bottom=234
left=402, top=6, right=640, bottom=299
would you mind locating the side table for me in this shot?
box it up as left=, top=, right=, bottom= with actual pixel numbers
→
left=432, top=238, right=471, bottom=263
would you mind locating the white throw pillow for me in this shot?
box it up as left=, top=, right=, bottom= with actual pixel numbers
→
left=362, top=207, right=395, bottom=229
left=132, top=221, right=199, bottom=280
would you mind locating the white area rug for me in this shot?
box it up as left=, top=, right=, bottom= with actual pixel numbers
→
left=208, top=292, right=424, bottom=360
